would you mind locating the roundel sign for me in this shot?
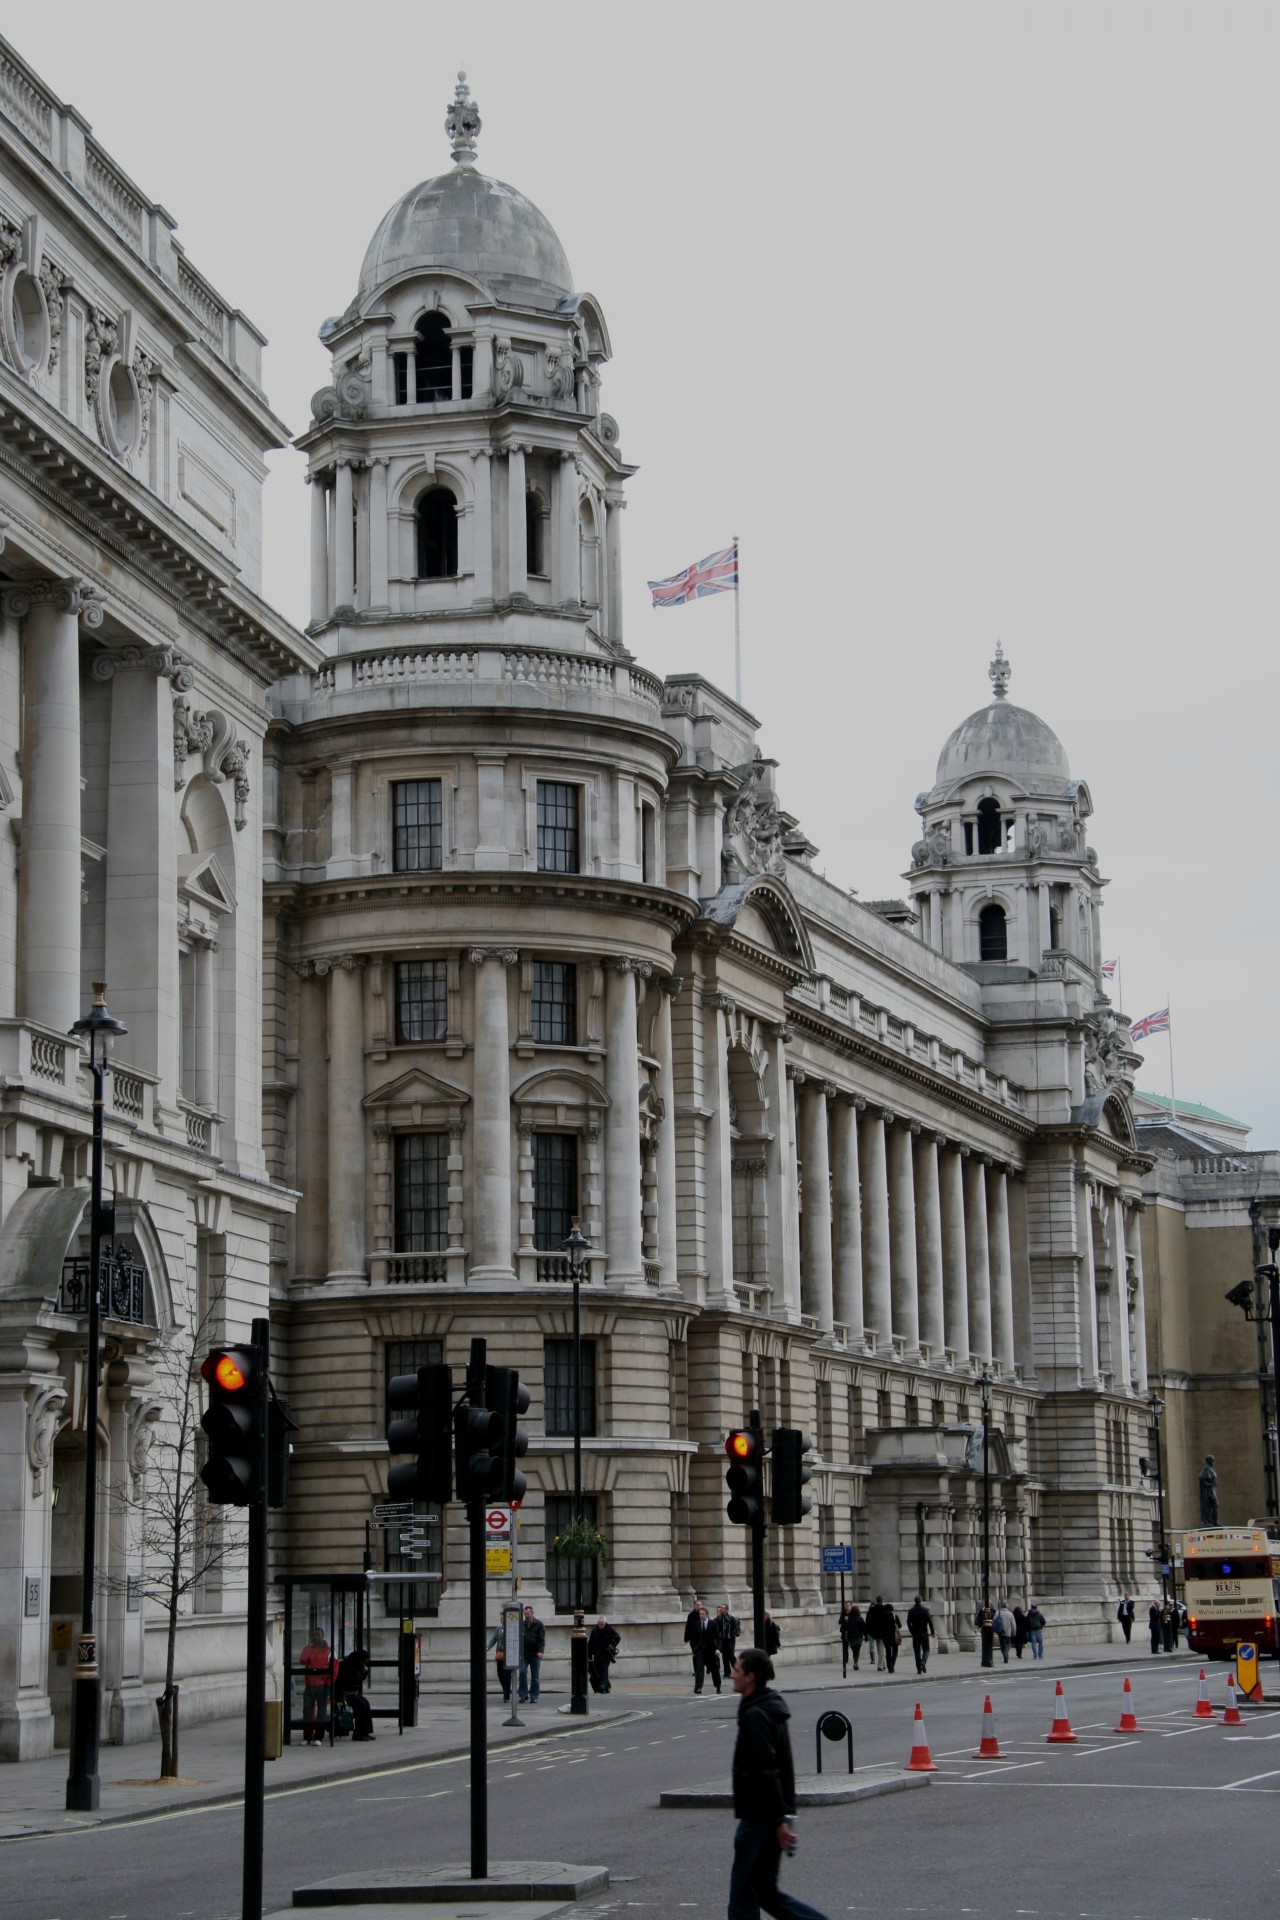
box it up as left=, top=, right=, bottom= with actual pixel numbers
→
left=484, top=1507, right=512, bottom=1540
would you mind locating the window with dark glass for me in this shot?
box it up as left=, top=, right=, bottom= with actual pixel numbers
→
left=415, top=312, right=452, bottom=402
left=394, top=1134, right=449, bottom=1250
left=395, top=960, right=448, bottom=1043
left=979, top=903, right=1008, bottom=962
left=393, top=352, right=408, bottom=405
left=545, top=1337, right=596, bottom=1436
left=545, top=1493, right=599, bottom=1612
left=392, top=779, right=443, bottom=872
left=534, top=1133, right=578, bottom=1248
left=526, top=492, right=546, bottom=574
left=531, top=962, right=576, bottom=1045
left=536, top=781, right=580, bottom=873
left=416, top=487, right=458, bottom=578
left=976, top=797, right=1005, bottom=855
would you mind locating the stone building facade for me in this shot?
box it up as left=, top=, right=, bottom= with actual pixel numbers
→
left=266, top=78, right=1159, bottom=1674
left=0, top=40, right=313, bottom=1757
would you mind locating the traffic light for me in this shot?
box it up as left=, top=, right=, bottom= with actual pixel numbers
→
left=455, top=1398, right=501, bottom=1505
left=771, top=1427, right=814, bottom=1526
left=486, top=1365, right=530, bottom=1505
left=199, top=1345, right=262, bottom=1505
left=267, top=1390, right=298, bottom=1510
left=386, top=1362, right=454, bottom=1504
left=725, top=1427, right=764, bottom=1526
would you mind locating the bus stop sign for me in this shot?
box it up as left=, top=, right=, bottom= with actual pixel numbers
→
left=1236, top=1641, right=1263, bottom=1701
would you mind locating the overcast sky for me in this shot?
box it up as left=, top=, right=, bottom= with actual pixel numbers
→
left=19, top=3, right=1280, bottom=1146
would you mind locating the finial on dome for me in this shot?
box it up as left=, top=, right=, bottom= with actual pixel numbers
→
left=445, top=70, right=481, bottom=168
left=988, top=641, right=1011, bottom=701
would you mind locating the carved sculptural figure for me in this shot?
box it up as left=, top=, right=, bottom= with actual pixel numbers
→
left=1199, top=1454, right=1219, bottom=1525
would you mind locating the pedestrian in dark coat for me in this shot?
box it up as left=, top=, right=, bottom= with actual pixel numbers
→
left=334, top=1648, right=374, bottom=1740
left=905, top=1596, right=933, bottom=1675
left=841, top=1604, right=866, bottom=1672
left=587, top=1616, right=620, bottom=1693
left=727, top=1647, right=829, bottom=1920
left=1117, top=1595, right=1135, bottom=1644
left=518, top=1605, right=546, bottom=1703
left=882, top=1603, right=902, bottom=1674
left=716, top=1602, right=742, bottom=1671
left=1012, top=1605, right=1028, bottom=1657
left=764, top=1612, right=782, bottom=1657
left=1149, top=1601, right=1163, bottom=1654
left=684, top=1602, right=710, bottom=1693
left=702, top=1609, right=725, bottom=1694
left=865, top=1596, right=889, bottom=1671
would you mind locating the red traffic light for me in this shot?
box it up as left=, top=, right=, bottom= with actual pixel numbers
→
left=202, top=1348, right=252, bottom=1393
left=726, top=1429, right=759, bottom=1461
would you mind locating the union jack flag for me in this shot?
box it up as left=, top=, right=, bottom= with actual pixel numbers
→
left=1100, top=958, right=1118, bottom=979
left=648, top=544, right=739, bottom=606
left=1130, top=1007, right=1170, bottom=1043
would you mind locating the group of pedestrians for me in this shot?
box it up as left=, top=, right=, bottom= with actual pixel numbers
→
left=974, top=1598, right=1046, bottom=1660
left=487, top=1604, right=548, bottom=1703
left=684, top=1599, right=743, bottom=1694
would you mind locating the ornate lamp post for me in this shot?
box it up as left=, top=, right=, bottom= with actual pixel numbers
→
left=1148, top=1394, right=1169, bottom=1605
left=979, top=1371, right=994, bottom=1668
left=1226, top=1227, right=1280, bottom=1521
left=561, top=1221, right=591, bottom=1715
left=66, top=983, right=126, bottom=1813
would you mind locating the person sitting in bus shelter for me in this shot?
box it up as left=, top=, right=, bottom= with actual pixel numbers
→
left=334, top=1647, right=374, bottom=1741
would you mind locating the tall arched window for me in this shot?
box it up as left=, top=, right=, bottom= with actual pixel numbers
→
left=526, top=491, right=546, bottom=575
left=415, top=312, right=452, bottom=403
left=416, top=487, right=458, bottom=578
left=976, top=797, right=1004, bottom=855
left=979, top=903, right=1008, bottom=961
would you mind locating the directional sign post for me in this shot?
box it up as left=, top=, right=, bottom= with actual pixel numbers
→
left=822, top=1544, right=854, bottom=1574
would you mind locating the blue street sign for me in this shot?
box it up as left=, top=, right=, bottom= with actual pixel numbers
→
left=822, top=1544, right=854, bottom=1573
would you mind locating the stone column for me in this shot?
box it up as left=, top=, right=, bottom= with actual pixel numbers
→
left=323, top=955, right=367, bottom=1282
left=309, top=473, right=329, bottom=624
left=964, top=1155, right=992, bottom=1364
left=605, top=496, right=624, bottom=644
left=654, top=978, right=681, bottom=1292
left=829, top=1097, right=863, bottom=1344
left=914, top=1132, right=945, bottom=1359
left=0, top=1354, right=64, bottom=1760
left=887, top=1120, right=921, bottom=1357
left=99, top=647, right=181, bottom=1116
left=988, top=1166, right=1016, bottom=1375
left=1127, top=1202, right=1149, bottom=1393
left=1111, top=1192, right=1133, bottom=1391
left=369, top=458, right=390, bottom=612
left=764, top=1025, right=802, bottom=1318
left=353, top=463, right=369, bottom=610
left=9, top=580, right=102, bottom=1035
left=472, top=450, right=494, bottom=602
left=558, top=453, right=578, bottom=603
left=858, top=1108, right=892, bottom=1348
left=468, top=947, right=518, bottom=1282
left=1076, top=1177, right=1101, bottom=1388
left=604, top=958, right=647, bottom=1287
left=940, top=1145, right=969, bottom=1364
left=798, top=1079, right=834, bottom=1333
left=294, top=963, right=329, bottom=1281
left=333, top=459, right=355, bottom=609
left=702, top=989, right=736, bottom=1308
left=507, top=444, right=527, bottom=597
left=193, top=938, right=217, bottom=1111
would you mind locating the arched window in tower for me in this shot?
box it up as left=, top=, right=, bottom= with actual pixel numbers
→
left=979, top=903, right=1008, bottom=962
left=526, top=491, right=546, bottom=576
left=415, top=312, right=453, bottom=403
left=416, top=487, right=458, bottom=578
left=976, top=797, right=1005, bottom=855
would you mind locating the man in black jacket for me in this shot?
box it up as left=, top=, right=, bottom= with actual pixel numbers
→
left=905, top=1596, right=933, bottom=1675
left=587, top=1616, right=620, bottom=1693
left=728, top=1647, right=829, bottom=1920
left=518, top=1605, right=546, bottom=1703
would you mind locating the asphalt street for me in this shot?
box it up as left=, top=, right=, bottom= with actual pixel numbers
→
left=3, top=1662, right=1276, bottom=1920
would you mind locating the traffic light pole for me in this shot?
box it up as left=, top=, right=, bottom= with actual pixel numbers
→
left=466, top=1338, right=488, bottom=1883
left=750, top=1409, right=765, bottom=1651
left=242, top=1317, right=269, bottom=1920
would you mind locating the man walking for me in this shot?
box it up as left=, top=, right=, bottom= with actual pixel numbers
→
left=587, top=1616, right=620, bottom=1693
left=686, top=1601, right=712, bottom=1694
left=866, top=1596, right=889, bottom=1672
left=906, top=1595, right=933, bottom=1675
left=728, top=1647, right=830, bottom=1920
left=1117, top=1595, right=1135, bottom=1644
left=994, top=1601, right=1016, bottom=1664
left=518, top=1604, right=545, bottom=1703
left=716, top=1602, right=742, bottom=1674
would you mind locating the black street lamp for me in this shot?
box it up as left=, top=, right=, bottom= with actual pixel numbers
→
left=1147, top=1394, right=1169, bottom=1605
left=978, top=1371, right=994, bottom=1669
left=66, top=982, right=126, bottom=1813
left=561, top=1220, right=591, bottom=1716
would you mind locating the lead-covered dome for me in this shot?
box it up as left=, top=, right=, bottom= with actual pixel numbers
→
left=358, top=74, right=573, bottom=308
left=934, top=645, right=1070, bottom=789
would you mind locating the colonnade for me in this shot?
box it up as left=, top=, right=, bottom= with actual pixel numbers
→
left=794, top=1077, right=1022, bottom=1375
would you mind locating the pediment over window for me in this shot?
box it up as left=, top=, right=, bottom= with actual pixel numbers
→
left=699, top=874, right=815, bottom=975
left=511, top=1066, right=610, bottom=1126
left=177, top=851, right=235, bottom=915
left=364, top=1067, right=470, bottom=1127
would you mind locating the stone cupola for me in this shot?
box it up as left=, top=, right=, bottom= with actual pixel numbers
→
left=906, top=645, right=1106, bottom=976
left=296, top=73, right=634, bottom=653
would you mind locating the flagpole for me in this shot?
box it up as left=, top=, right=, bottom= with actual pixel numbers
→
left=733, top=533, right=741, bottom=706
left=1166, top=992, right=1177, bottom=1122
left=1116, top=958, right=1123, bottom=1013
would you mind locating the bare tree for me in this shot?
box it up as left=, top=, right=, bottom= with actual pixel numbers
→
left=109, top=1284, right=244, bottom=1780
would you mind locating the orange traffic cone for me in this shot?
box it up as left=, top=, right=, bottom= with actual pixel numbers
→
left=1046, top=1679, right=1078, bottom=1743
left=972, top=1694, right=1004, bottom=1758
left=1115, top=1675, right=1141, bottom=1733
left=905, top=1701, right=938, bottom=1772
left=1223, top=1673, right=1243, bottom=1726
left=1194, top=1668, right=1214, bottom=1719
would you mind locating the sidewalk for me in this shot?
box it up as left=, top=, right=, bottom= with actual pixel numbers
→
left=0, top=1637, right=1198, bottom=1841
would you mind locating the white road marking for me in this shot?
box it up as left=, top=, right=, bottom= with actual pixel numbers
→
left=1222, top=1767, right=1280, bottom=1788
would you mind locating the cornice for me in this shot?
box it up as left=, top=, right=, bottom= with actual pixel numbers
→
left=271, top=870, right=701, bottom=936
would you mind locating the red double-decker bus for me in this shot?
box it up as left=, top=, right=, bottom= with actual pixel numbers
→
left=1183, top=1526, right=1280, bottom=1658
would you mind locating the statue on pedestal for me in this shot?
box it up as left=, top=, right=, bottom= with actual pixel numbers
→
left=1199, top=1455, right=1219, bottom=1525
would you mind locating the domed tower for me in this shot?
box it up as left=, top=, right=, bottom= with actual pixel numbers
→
left=908, top=645, right=1105, bottom=977
left=299, top=72, right=630, bottom=649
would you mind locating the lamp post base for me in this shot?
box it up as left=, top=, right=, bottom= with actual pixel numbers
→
left=570, top=1609, right=589, bottom=1715
left=66, top=1672, right=101, bottom=1811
